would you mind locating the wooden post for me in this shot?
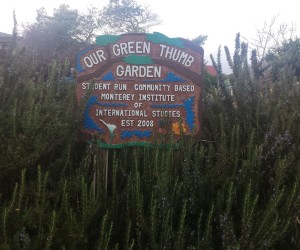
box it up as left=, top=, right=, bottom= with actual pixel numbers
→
left=105, top=149, right=109, bottom=194
left=95, top=148, right=110, bottom=196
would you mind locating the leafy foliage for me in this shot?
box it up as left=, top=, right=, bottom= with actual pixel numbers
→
left=99, top=0, right=162, bottom=34
left=21, top=5, right=89, bottom=70
left=1, top=32, right=300, bottom=249
left=266, top=39, right=300, bottom=80
left=0, top=45, right=81, bottom=198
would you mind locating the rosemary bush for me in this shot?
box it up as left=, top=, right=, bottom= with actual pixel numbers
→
left=1, top=35, right=300, bottom=249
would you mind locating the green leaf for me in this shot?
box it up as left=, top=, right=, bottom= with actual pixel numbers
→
left=146, top=32, right=185, bottom=49
left=95, top=35, right=121, bottom=46
left=123, top=55, right=153, bottom=64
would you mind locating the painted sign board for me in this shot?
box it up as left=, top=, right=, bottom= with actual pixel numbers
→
left=76, top=32, right=204, bottom=148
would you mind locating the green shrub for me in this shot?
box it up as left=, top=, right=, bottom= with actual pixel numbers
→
left=1, top=35, right=300, bottom=249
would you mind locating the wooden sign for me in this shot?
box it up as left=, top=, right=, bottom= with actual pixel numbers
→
left=76, top=32, right=204, bottom=148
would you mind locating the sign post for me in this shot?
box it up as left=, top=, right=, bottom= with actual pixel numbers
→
left=76, top=32, right=203, bottom=148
